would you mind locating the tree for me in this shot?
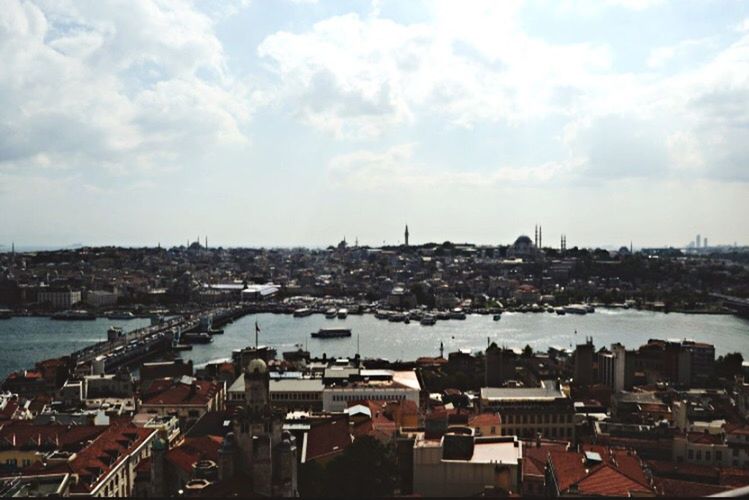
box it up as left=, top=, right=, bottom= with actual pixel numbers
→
left=319, top=436, right=398, bottom=498
left=522, top=344, right=534, bottom=358
left=716, top=352, right=744, bottom=380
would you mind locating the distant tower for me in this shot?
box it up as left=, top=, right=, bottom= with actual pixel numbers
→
left=696, top=234, right=701, bottom=248
left=534, top=225, right=538, bottom=247
left=704, top=237, right=708, bottom=248
left=539, top=226, right=543, bottom=249
left=404, top=225, right=409, bottom=247
left=205, top=236, right=208, bottom=250
left=439, top=341, right=444, bottom=359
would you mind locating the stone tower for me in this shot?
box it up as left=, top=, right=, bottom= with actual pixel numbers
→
left=150, top=435, right=167, bottom=497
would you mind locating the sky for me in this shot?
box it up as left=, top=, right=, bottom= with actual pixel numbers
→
left=1, top=0, right=748, bottom=249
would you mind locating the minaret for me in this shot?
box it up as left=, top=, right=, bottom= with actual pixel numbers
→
left=205, top=236, right=208, bottom=250
left=539, top=226, right=543, bottom=249
left=404, top=225, right=409, bottom=247
left=534, top=225, right=538, bottom=247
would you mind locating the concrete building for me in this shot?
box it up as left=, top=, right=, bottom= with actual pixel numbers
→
left=574, top=338, right=594, bottom=386
left=322, top=370, right=421, bottom=412
left=139, top=376, right=225, bottom=431
left=480, top=380, right=575, bottom=441
left=37, top=287, right=81, bottom=309
left=485, top=343, right=518, bottom=387
left=413, top=430, right=523, bottom=497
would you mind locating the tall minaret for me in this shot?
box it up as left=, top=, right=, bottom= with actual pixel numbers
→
left=205, top=236, right=208, bottom=250
left=539, top=226, right=543, bottom=249
left=404, top=224, right=409, bottom=247
left=534, top=225, right=538, bottom=247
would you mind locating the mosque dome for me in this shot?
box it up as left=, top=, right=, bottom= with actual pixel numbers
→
left=513, top=235, right=533, bottom=247
left=247, top=358, right=267, bottom=375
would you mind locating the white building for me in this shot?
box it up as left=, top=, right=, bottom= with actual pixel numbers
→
left=413, top=431, right=523, bottom=497
left=37, top=287, right=81, bottom=309
left=322, top=370, right=421, bottom=412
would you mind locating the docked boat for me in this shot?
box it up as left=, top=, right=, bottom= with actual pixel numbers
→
left=493, top=313, right=502, bottom=321
left=388, top=313, right=406, bottom=323
left=555, top=307, right=566, bottom=315
left=52, top=310, right=96, bottom=321
left=403, top=317, right=410, bottom=324
left=564, top=305, right=588, bottom=315
left=106, top=311, right=135, bottom=320
left=181, top=332, right=213, bottom=344
left=585, top=304, right=596, bottom=313
left=311, top=328, right=352, bottom=339
left=337, top=308, right=348, bottom=319
left=375, top=310, right=391, bottom=320
left=293, top=307, right=312, bottom=318
left=420, top=315, right=436, bottom=326
left=450, top=308, right=467, bottom=320
left=325, top=308, right=338, bottom=319
left=0, top=309, right=11, bottom=320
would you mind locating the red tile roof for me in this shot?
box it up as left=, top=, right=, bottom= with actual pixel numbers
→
left=468, top=413, right=501, bottom=428
left=654, top=478, right=730, bottom=497
left=141, top=378, right=220, bottom=407
left=0, top=421, right=106, bottom=454
left=303, top=417, right=352, bottom=463
left=166, top=436, right=222, bottom=474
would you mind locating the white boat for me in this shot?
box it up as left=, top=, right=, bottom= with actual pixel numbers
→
left=325, top=308, right=337, bottom=319
left=564, top=304, right=588, bottom=315
left=293, top=307, right=312, bottom=317
left=337, top=308, right=348, bottom=319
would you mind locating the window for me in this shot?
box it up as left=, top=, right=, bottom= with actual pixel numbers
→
left=705, top=451, right=711, bottom=462
left=490, top=426, right=496, bottom=434
left=716, top=451, right=722, bottom=462
left=696, top=451, right=702, bottom=460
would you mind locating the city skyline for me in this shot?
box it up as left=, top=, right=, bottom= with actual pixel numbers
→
left=2, top=1, right=749, bottom=248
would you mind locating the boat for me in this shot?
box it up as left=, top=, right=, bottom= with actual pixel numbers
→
left=337, top=308, right=348, bottom=319
left=388, top=313, right=406, bottom=323
left=404, top=317, right=410, bottom=324
left=555, top=307, right=566, bottom=315
left=325, top=308, right=338, bottom=319
left=375, top=310, right=391, bottom=320
left=106, top=311, right=135, bottom=320
left=293, top=307, right=312, bottom=318
left=52, top=310, right=96, bottom=321
left=0, top=309, right=11, bottom=320
left=181, top=332, right=213, bottom=344
left=493, top=313, right=502, bottom=321
left=449, top=308, right=467, bottom=320
left=563, top=305, right=588, bottom=315
left=585, top=304, right=596, bottom=313
left=311, top=328, right=352, bottom=339
left=107, top=326, right=124, bottom=342
left=420, top=315, right=436, bottom=326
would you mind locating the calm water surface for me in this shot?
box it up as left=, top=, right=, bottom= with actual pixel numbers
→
left=1, top=311, right=748, bottom=377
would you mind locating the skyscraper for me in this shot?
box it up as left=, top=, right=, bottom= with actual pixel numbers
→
left=696, top=234, right=701, bottom=248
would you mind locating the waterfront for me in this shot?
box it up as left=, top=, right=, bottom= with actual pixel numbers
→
left=0, top=317, right=150, bottom=378
left=2, top=311, right=747, bottom=377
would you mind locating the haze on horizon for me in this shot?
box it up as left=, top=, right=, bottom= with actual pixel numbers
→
left=1, top=0, right=748, bottom=250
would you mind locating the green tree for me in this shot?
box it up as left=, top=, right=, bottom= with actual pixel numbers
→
left=716, top=352, right=744, bottom=380
left=320, top=436, right=398, bottom=498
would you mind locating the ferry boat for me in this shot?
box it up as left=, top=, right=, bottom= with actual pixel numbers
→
left=181, top=332, right=213, bottom=344
left=337, top=308, right=348, bottom=319
left=420, top=315, right=436, bottom=326
left=293, top=307, right=312, bottom=318
left=52, top=310, right=96, bottom=321
left=325, top=308, right=338, bottom=319
left=311, top=327, right=352, bottom=339
left=106, top=311, right=135, bottom=320
left=563, top=305, right=588, bottom=315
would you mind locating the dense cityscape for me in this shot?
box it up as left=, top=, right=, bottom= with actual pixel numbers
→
left=0, top=232, right=748, bottom=497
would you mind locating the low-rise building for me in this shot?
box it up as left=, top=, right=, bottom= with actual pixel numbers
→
left=139, top=377, right=225, bottom=431
left=480, top=380, right=575, bottom=441
left=413, top=430, right=523, bottom=497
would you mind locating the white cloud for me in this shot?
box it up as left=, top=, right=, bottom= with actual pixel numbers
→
left=0, top=0, right=252, bottom=177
